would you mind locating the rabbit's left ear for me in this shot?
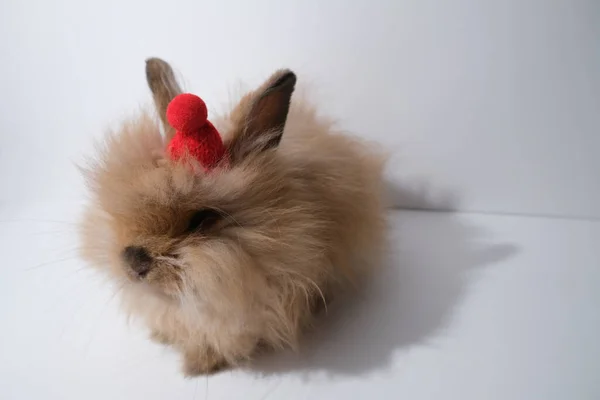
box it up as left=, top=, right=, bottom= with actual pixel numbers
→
left=145, top=58, right=183, bottom=141
left=228, top=69, right=296, bottom=163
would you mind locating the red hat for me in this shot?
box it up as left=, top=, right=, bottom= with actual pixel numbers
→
left=166, top=93, right=226, bottom=170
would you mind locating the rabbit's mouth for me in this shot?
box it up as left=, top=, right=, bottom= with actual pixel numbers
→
left=141, top=262, right=183, bottom=298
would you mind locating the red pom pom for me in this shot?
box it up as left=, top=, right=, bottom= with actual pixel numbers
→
left=165, top=93, right=226, bottom=170
left=166, top=93, right=208, bottom=133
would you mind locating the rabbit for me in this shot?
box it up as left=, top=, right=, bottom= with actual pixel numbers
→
left=78, top=58, right=387, bottom=376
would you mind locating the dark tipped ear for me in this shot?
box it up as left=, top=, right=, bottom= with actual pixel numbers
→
left=228, top=69, right=296, bottom=163
left=145, top=58, right=183, bottom=141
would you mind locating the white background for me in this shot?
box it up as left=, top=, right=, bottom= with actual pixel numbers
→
left=0, top=1, right=599, bottom=399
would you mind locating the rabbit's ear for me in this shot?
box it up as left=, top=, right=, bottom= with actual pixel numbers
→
left=145, top=58, right=183, bottom=141
left=228, top=69, right=296, bottom=163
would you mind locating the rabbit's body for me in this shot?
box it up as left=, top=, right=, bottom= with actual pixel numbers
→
left=79, top=59, right=386, bottom=375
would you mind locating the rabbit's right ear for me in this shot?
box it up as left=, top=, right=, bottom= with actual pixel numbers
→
left=227, top=69, right=296, bottom=164
left=145, top=58, right=183, bottom=141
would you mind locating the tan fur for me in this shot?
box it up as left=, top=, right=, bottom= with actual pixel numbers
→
left=79, top=58, right=387, bottom=375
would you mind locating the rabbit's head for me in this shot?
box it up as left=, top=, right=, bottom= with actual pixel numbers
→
left=79, top=59, right=334, bottom=317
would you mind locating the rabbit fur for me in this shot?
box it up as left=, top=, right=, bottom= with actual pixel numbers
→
left=79, top=58, right=387, bottom=375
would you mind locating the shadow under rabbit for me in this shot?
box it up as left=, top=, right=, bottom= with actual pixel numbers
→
left=247, top=186, right=519, bottom=378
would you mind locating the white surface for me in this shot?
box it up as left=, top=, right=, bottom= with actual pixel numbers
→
left=1, top=0, right=600, bottom=399
left=0, top=203, right=599, bottom=399
left=1, top=0, right=599, bottom=217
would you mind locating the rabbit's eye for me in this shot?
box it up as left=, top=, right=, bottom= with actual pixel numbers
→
left=185, top=209, right=221, bottom=233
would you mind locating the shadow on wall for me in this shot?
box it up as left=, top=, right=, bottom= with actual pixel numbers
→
left=248, top=181, right=519, bottom=378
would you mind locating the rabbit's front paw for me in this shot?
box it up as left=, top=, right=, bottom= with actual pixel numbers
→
left=183, top=347, right=229, bottom=376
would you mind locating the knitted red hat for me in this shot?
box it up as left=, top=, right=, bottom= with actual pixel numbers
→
left=166, top=93, right=226, bottom=170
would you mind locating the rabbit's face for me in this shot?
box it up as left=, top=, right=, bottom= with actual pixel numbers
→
left=81, top=145, right=293, bottom=301
left=80, top=62, right=306, bottom=308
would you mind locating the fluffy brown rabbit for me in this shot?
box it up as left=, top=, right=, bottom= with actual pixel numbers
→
left=79, top=58, right=387, bottom=375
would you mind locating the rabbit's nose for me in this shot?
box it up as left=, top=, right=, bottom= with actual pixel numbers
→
left=122, top=246, right=153, bottom=278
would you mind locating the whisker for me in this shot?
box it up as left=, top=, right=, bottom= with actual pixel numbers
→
left=59, top=265, right=91, bottom=279
left=82, top=281, right=127, bottom=359
left=58, top=283, right=95, bottom=341
left=44, top=278, right=94, bottom=314
left=155, top=255, right=181, bottom=264
left=32, top=229, right=77, bottom=237
left=0, top=218, right=78, bottom=226
left=24, top=256, right=80, bottom=271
